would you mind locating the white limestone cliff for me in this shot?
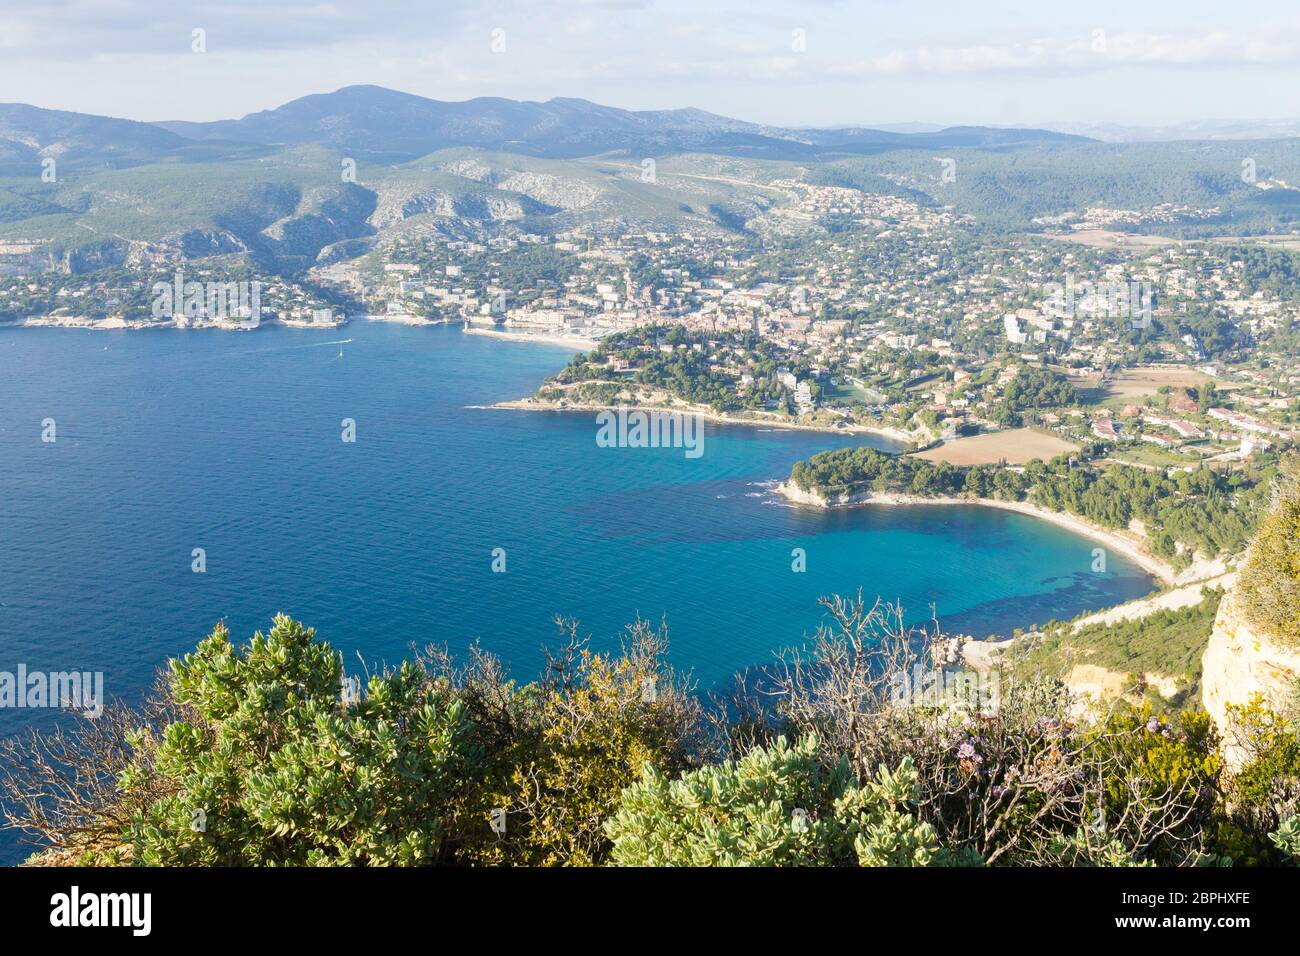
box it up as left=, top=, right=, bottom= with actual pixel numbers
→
left=1202, top=588, right=1300, bottom=766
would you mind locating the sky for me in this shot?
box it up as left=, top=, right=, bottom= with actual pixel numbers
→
left=3, top=0, right=1300, bottom=128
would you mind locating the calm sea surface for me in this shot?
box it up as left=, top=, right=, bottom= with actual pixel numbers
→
left=0, top=321, right=1153, bottom=862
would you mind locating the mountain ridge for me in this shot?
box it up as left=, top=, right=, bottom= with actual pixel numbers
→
left=139, top=84, right=1092, bottom=161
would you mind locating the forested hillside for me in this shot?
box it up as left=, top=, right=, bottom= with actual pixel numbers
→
left=789, top=448, right=1272, bottom=567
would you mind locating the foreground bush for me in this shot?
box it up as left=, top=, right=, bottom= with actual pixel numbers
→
left=0, top=614, right=702, bottom=867
left=1237, top=468, right=1300, bottom=650
left=0, top=603, right=1295, bottom=867
left=442, top=619, right=704, bottom=866
left=605, top=734, right=954, bottom=866
left=112, top=617, right=479, bottom=865
left=1271, top=816, right=1300, bottom=860
left=762, top=594, right=1231, bottom=865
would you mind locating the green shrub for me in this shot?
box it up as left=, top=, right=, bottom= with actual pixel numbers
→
left=1223, top=697, right=1300, bottom=834
left=1, top=603, right=1295, bottom=869
left=1043, top=828, right=1155, bottom=867
left=1269, top=816, right=1300, bottom=862
left=450, top=623, right=703, bottom=867
left=604, top=734, right=958, bottom=867
left=122, top=616, right=481, bottom=865
left=1237, top=475, right=1300, bottom=650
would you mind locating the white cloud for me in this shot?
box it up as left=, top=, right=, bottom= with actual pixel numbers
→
left=4, top=2, right=1300, bottom=126
left=840, top=27, right=1300, bottom=77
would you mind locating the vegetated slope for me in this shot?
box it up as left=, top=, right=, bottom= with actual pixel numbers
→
left=0, top=103, right=195, bottom=173
left=1011, top=590, right=1223, bottom=713
left=821, top=141, right=1300, bottom=235
left=0, top=144, right=809, bottom=273
left=7, top=87, right=1300, bottom=274
left=0, top=146, right=380, bottom=274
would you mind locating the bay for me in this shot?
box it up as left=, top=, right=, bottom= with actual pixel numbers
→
left=0, top=321, right=1152, bottom=862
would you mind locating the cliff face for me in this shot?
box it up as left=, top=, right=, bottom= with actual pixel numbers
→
left=776, top=482, right=856, bottom=507
left=1202, top=589, right=1300, bottom=766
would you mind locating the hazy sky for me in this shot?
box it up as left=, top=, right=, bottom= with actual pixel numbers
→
left=4, top=0, right=1300, bottom=127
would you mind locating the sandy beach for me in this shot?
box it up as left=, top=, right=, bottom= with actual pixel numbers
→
left=359, top=313, right=453, bottom=327
left=492, top=395, right=917, bottom=443
left=775, top=483, right=1179, bottom=584
left=17, top=315, right=157, bottom=330
left=462, top=325, right=599, bottom=350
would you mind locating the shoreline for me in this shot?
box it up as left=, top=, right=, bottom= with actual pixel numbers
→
left=358, top=313, right=453, bottom=327
left=491, top=396, right=917, bottom=444
left=6, top=312, right=460, bottom=332
left=462, top=325, right=599, bottom=350
left=775, top=483, right=1179, bottom=585
left=7, top=316, right=351, bottom=331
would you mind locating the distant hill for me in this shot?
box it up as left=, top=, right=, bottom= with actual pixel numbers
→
left=0, top=86, right=1092, bottom=174
left=1045, top=118, right=1300, bottom=143
left=152, top=85, right=1090, bottom=161
left=0, top=103, right=197, bottom=171
left=799, top=123, right=1091, bottom=152
left=5, top=86, right=1300, bottom=278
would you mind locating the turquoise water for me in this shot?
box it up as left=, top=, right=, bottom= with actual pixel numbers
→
left=0, top=322, right=1152, bottom=860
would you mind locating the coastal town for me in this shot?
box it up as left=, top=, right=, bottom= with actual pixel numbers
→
left=350, top=193, right=1299, bottom=470
left=3, top=178, right=1299, bottom=475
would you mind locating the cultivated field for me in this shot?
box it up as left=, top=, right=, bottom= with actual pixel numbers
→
left=1071, top=366, right=1213, bottom=403
left=1210, top=234, right=1300, bottom=251
left=1044, top=229, right=1182, bottom=250
left=912, top=428, right=1080, bottom=466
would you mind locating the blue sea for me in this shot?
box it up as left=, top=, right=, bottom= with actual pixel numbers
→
left=0, top=321, right=1153, bottom=862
